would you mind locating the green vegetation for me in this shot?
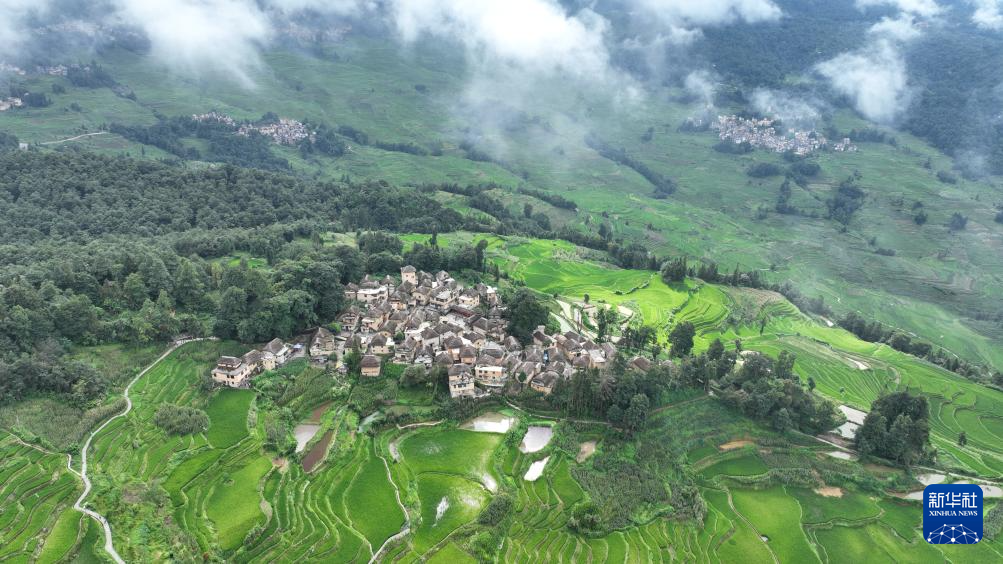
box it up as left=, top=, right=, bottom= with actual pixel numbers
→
left=4, top=7, right=1003, bottom=558
left=205, top=390, right=254, bottom=448
left=0, top=434, right=81, bottom=562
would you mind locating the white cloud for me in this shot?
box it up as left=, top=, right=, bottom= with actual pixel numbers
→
left=855, top=0, right=942, bottom=18
left=816, top=39, right=911, bottom=124
left=390, top=0, right=614, bottom=80
left=969, top=0, right=1003, bottom=30
left=869, top=15, right=922, bottom=41
left=751, top=89, right=822, bottom=126
left=0, top=1, right=51, bottom=59
left=112, top=0, right=272, bottom=86
left=266, top=0, right=372, bottom=15
left=684, top=70, right=716, bottom=107
left=630, top=0, right=782, bottom=44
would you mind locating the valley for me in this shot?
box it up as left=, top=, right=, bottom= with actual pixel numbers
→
left=3, top=2, right=1003, bottom=562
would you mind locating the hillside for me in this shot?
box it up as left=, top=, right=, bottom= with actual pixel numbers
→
left=1, top=32, right=1000, bottom=373
left=4, top=230, right=1002, bottom=562
left=3, top=2, right=1003, bottom=562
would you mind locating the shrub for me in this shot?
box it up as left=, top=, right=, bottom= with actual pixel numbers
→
left=936, top=170, right=958, bottom=184
left=478, top=493, right=513, bottom=525
left=747, top=162, right=783, bottom=178
left=154, top=404, right=210, bottom=435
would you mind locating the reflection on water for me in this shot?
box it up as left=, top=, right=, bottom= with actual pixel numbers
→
left=293, top=424, right=321, bottom=453
left=519, top=426, right=553, bottom=453
left=524, top=456, right=550, bottom=481
left=461, top=412, right=515, bottom=433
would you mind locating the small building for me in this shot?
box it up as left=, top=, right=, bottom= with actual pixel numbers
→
left=474, top=355, right=506, bottom=387
left=262, top=338, right=290, bottom=366
left=448, top=364, right=476, bottom=398
left=211, top=356, right=254, bottom=388
left=401, top=265, right=418, bottom=285
left=310, top=327, right=337, bottom=359
left=530, top=371, right=559, bottom=395
left=368, top=334, right=392, bottom=355
left=629, top=356, right=653, bottom=372
left=360, top=355, right=382, bottom=377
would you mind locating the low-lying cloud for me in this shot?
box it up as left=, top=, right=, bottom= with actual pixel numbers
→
left=855, top=0, right=942, bottom=18
left=391, top=0, right=614, bottom=81
left=112, top=0, right=271, bottom=87
left=629, top=0, right=783, bottom=44
left=750, top=89, right=822, bottom=126
left=969, top=0, right=1003, bottom=30
left=0, top=1, right=49, bottom=60
left=816, top=39, right=911, bottom=124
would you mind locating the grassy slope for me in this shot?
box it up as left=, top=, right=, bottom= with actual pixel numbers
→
left=1, top=38, right=999, bottom=369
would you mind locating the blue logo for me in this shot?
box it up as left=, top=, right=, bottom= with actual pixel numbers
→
left=923, top=484, right=983, bottom=544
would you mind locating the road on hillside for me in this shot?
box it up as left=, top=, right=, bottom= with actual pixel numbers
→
left=73, top=337, right=215, bottom=564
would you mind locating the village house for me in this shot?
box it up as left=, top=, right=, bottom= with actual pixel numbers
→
left=530, top=371, right=560, bottom=395
left=263, top=338, right=290, bottom=366
left=310, top=327, right=337, bottom=360
left=448, top=364, right=476, bottom=398
left=368, top=334, right=393, bottom=355
left=211, top=356, right=254, bottom=388
left=360, top=354, right=382, bottom=377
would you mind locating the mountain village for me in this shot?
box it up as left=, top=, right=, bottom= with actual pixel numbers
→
left=211, top=265, right=628, bottom=399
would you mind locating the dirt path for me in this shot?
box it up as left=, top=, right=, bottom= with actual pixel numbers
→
left=505, top=401, right=612, bottom=427
left=39, top=131, right=108, bottom=145
left=73, top=337, right=214, bottom=564
left=369, top=444, right=410, bottom=563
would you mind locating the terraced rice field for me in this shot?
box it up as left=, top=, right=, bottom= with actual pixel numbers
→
left=9, top=240, right=1003, bottom=561
left=0, top=434, right=82, bottom=563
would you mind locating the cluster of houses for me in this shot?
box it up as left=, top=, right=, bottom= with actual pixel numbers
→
left=329, top=266, right=620, bottom=398
left=192, top=112, right=237, bottom=127
left=210, top=266, right=623, bottom=399
left=715, top=115, right=857, bottom=155
left=0, top=62, right=26, bottom=76
left=237, top=117, right=313, bottom=145
left=0, top=97, right=23, bottom=112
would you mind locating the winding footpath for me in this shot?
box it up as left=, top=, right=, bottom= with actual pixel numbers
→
left=39, top=131, right=109, bottom=145
left=72, top=337, right=214, bottom=564
left=369, top=445, right=411, bottom=564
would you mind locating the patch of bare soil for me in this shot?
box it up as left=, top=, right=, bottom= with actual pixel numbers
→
left=815, top=487, right=844, bottom=498
left=719, top=440, right=754, bottom=451
left=577, top=441, right=597, bottom=463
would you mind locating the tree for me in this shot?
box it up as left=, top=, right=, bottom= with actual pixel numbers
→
left=606, top=404, right=624, bottom=425
left=173, top=258, right=205, bottom=308
left=399, top=365, right=428, bottom=388
left=596, top=306, right=619, bottom=343
left=139, top=255, right=173, bottom=297
left=504, top=288, right=550, bottom=344
left=660, top=257, right=687, bottom=283
left=958, top=431, right=968, bottom=447
left=668, top=322, right=695, bottom=357
left=624, top=393, right=650, bottom=433
left=475, top=239, right=489, bottom=271
left=855, top=391, right=930, bottom=466
left=343, top=344, right=362, bottom=376
left=948, top=212, right=968, bottom=231
left=123, top=272, right=148, bottom=310
left=215, top=286, right=248, bottom=339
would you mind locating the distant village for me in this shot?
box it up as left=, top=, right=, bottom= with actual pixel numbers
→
left=212, top=266, right=634, bottom=399
left=191, top=111, right=314, bottom=146
left=237, top=118, right=313, bottom=145
left=714, top=114, right=857, bottom=155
